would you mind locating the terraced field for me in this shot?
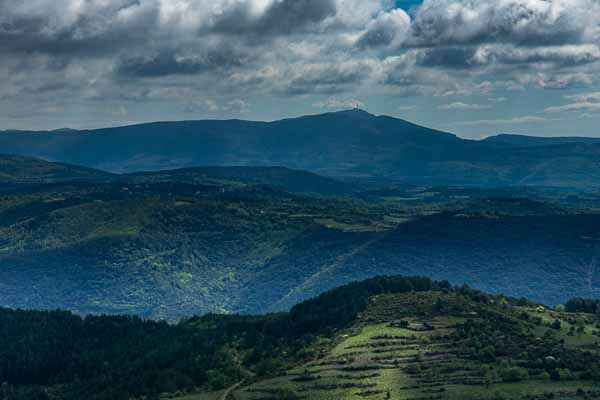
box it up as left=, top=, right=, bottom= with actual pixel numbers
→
left=191, top=292, right=600, bottom=400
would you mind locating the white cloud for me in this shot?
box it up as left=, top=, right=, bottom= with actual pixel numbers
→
left=408, top=0, right=600, bottom=47
left=185, top=99, right=220, bottom=113
left=356, top=9, right=411, bottom=49
left=545, top=102, right=600, bottom=113
left=460, top=116, right=547, bottom=125
left=565, top=92, right=600, bottom=102
left=313, top=97, right=365, bottom=109
left=438, top=102, right=491, bottom=110
left=223, top=99, right=250, bottom=113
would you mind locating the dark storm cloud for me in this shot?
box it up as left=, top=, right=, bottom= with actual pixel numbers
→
left=116, top=46, right=250, bottom=77
left=284, top=61, right=373, bottom=95
left=211, top=0, right=337, bottom=35
left=416, top=47, right=477, bottom=69
left=0, top=0, right=153, bottom=56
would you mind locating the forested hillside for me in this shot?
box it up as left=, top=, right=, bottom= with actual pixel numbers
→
left=1, top=156, right=600, bottom=319
left=1, top=276, right=599, bottom=400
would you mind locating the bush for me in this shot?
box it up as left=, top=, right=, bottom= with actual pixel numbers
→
left=500, top=367, right=529, bottom=382
left=271, top=387, right=298, bottom=400
left=550, top=320, right=562, bottom=330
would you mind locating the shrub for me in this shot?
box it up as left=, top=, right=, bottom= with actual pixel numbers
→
left=500, top=367, right=529, bottom=382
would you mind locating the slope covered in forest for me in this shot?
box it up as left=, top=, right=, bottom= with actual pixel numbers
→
left=1, top=156, right=600, bottom=319
left=1, top=276, right=599, bottom=400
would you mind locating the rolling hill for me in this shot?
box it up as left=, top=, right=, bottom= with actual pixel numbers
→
left=2, top=276, right=599, bottom=400
left=124, top=166, right=357, bottom=196
left=0, top=154, right=112, bottom=185
left=3, top=110, right=600, bottom=187
left=1, top=156, right=600, bottom=320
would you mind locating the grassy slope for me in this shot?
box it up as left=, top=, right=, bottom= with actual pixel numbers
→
left=215, top=291, right=600, bottom=400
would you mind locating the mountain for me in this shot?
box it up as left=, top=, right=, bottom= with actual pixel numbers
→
left=4, top=110, right=600, bottom=187
left=2, top=276, right=600, bottom=400
left=1, top=156, right=600, bottom=320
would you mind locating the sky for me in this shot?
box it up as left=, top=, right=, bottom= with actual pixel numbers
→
left=1, top=0, right=600, bottom=139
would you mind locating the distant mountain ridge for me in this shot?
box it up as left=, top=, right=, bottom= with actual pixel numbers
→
left=483, top=133, right=600, bottom=147
left=3, top=109, right=600, bottom=187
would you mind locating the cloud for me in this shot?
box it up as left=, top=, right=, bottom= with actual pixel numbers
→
left=398, top=105, right=416, bottom=111
left=0, top=0, right=157, bottom=55
left=185, top=99, right=220, bottom=113
left=545, top=102, right=600, bottom=113
left=285, top=61, right=374, bottom=94
left=438, top=102, right=491, bottom=110
left=565, top=92, right=600, bottom=102
left=2, top=0, right=600, bottom=130
left=110, top=105, right=129, bottom=116
left=459, top=116, right=547, bottom=125
left=471, top=44, right=600, bottom=67
left=209, top=0, right=338, bottom=35
left=408, top=0, right=598, bottom=47
left=356, top=9, right=411, bottom=49
left=222, top=99, right=250, bottom=113
left=115, top=47, right=250, bottom=78
left=313, top=97, right=365, bottom=109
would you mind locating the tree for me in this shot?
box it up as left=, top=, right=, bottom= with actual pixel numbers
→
left=500, top=367, right=529, bottom=383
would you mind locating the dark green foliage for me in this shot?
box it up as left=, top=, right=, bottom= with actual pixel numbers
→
left=0, top=275, right=445, bottom=400
left=500, top=367, right=529, bottom=382
left=2, top=276, right=600, bottom=400
left=566, top=298, right=600, bottom=314
left=289, top=276, right=449, bottom=333
left=2, top=154, right=600, bottom=321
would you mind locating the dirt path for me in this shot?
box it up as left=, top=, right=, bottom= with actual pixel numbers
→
left=220, top=379, right=244, bottom=400
left=221, top=368, right=255, bottom=400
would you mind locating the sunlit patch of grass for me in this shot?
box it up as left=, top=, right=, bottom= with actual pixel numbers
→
left=332, top=323, right=419, bottom=357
